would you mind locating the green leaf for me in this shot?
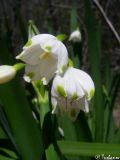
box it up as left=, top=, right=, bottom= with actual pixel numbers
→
left=105, top=75, right=120, bottom=142
left=46, top=144, right=59, bottom=160
left=84, top=0, right=103, bottom=142
left=0, top=126, right=7, bottom=139
left=70, top=0, right=78, bottom=32
left=0, top=155, right=15, bottom=160
left=58, top=141, right=120, bottom=157
left=56, top=34, right=67, bottom=42
left=58, top=114, right=89, bottom=160
left=0, top=148, right=18, bottom=159
left=0, top=77, right=43, bottom=160
left=0, top=105, right=18, bottom=151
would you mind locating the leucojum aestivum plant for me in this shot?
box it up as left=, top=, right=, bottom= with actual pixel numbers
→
left=0, top=24, right=120, bottom=160
left=0, top=34, right=95, bottom=121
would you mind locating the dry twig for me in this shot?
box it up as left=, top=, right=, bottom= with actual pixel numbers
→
left=93, top=0, right=120, bottom=44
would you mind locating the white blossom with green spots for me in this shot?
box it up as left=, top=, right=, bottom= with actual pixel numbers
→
left=51, top=67, right=95, bottom=121
left=16, top=34, right=68, bottom=84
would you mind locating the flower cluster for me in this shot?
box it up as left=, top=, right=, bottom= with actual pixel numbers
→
left=0, top=33, right=95, bottom=121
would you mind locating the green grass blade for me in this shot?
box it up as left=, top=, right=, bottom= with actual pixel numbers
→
left=0, top=105, right=18, bottom=151
left=84, top=0, right=103, bottom=142
left=0, top=155, right=16, bottom=160
left=46, top=144, right=59, bottom=160
left=106, top=75, right=120, bottom=141
left=0, top=148, right=18, bottom=159
left=0, top=126, right=7, bottom=139
left=70, top=0, right=78, bottom=32
left=58, top=141, right=120, bottom=157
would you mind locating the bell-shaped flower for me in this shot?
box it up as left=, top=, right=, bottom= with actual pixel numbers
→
left=69, top=29, right=81, bottom=43
left=0, top=65, right=16, bottom=84
left=51, top=67, right=95, bottom=121
left=16, top=34, right=68, bottom=84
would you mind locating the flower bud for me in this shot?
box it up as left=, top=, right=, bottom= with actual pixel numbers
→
left=0, top=65, right=16, bottom=84
left=51, top=67, right=95, bottom=121
left=16, top=34, right=68, bottom=84
left=69, top=29, right=81, bottom=43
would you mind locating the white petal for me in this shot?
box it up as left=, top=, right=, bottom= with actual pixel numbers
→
left=25, top=54, right=57, bottom=83
left=16, top=44, right=44, bottom=65
left=51, top=74, right=65, bottom=97
left=84, top=99, right=89, bottom=112
left=23, top=34, right=56, bottom=50
left=40, top=39, right=68, bottom=74
left=61, top=67, right=85, bottom=98
left=31, top=34, right=56, bottom=47
left=51, top=97, right=58, bottom=114
left=68, top=67, right=95, bottom=100
left=74, top=96, right=89, bottom=112
left=57, top=97, right=67, bottom=115
left=52, top=72, right=83, bottom=99
left=16, top=34, right=57, bottom=65
left=67, top=99, right=81, bottom=121
left=23, top=75, right=31, bottom=83
left=56, top=41, right=68, bottom=73
left=67, top=96, right=89, bottom=121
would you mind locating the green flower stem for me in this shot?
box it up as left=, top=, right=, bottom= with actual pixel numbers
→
left=32, top=82, right=49, bottom=127
left=13, top=63, right=25, bottom=72
left=58, top=141, right=120, bottom=157
left=32, top=82, right=60, bottom=160
left=39, top=100, right=50, bottom=128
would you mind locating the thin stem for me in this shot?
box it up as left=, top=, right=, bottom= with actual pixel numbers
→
left=93, top=0, right=120, bottom=44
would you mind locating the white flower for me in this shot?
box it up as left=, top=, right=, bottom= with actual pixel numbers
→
left=69, top=29, right=81, bottom=43
left=0, top=65, right=16, bottom=84
left=16, top=34, right=68, bottom=84
left=51, top=67, right=95, bottom=121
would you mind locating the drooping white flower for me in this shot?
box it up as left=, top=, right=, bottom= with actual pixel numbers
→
left=16, top=34, right=68, bottom=84
left=0, top=65, right=16, bottom=84
left=69, top=29, right=81, bottom=43
left=51, top=67, right=95, bottom=121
